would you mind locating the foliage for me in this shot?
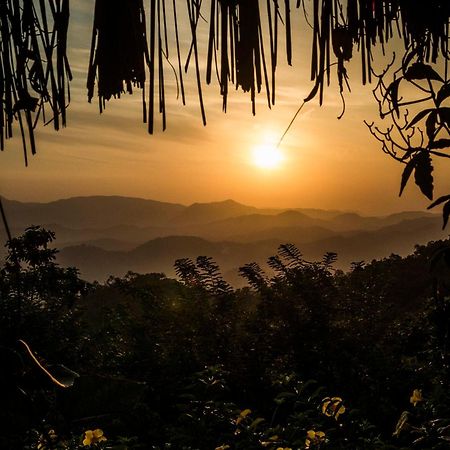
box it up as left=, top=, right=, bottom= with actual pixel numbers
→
left=367, top=52, right=450, bottom=227
left=1, top=228, right=450, bottom=448
left=0, top=226, right=88, bottom=359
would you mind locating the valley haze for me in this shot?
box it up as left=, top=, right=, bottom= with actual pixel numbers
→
left=1, top=196, right=448, bottom=285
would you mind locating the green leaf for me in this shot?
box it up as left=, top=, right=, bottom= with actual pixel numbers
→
left=275, top=391, right=297, bottom=400
left=308, top=386, right=326, bottom=401
left=407, top=108, right=434, bottom=129
left=414, top=152, right=434, bottom=200
left=399, top=158, right=416, bottom=196
left=250, top=417, right=266, bottom=429
left=404, top=62, right=444, bottom=82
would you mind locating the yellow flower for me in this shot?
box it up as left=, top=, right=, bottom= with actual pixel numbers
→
left=321, top=396, right=346, bottom=420
left=305, top=430, right=326, bottom=449
left=82, top=429, right=107, bottom=446
left=410, top=389, right=423, bottom=406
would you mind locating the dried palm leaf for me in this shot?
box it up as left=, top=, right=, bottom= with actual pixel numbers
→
left=0, top=0, right=71, bottom=165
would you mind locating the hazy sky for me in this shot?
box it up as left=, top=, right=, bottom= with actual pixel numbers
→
left=1, top=1, right=449, bottom=214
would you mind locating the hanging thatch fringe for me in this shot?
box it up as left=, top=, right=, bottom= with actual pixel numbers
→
left=0, top=0, right=71, bottom=165
left=85, top=0, right=450, bottom=131
left=87, top=0, right=149, bottom=116
left=2, top=1, right=450, bottom=160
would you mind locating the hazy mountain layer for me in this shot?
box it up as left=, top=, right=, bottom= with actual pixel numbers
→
left=1, top=196, right=447, bottom=284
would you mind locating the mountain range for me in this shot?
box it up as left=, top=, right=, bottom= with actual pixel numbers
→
left=1, top=196, right=448, bottom=284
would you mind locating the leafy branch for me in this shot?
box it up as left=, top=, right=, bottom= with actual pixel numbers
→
left=367, top=53, right=450, bottom=228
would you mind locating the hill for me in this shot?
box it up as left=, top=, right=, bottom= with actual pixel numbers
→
left=2, top=196, right=447, bottom=283
left=56, top=216, right=449, bottom=283
left=58, top=236, right=278, bottom=282
left=2, top=196, right=185, bottom=228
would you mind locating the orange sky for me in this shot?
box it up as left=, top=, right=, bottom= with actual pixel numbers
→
left=1, top=1, right=449, bottom=215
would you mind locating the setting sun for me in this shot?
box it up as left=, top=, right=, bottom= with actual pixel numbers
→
left=252, top=144, right=284, bottom=169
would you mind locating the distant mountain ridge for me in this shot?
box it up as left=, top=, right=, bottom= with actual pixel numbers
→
left=2, top=196, right=185, bottom=229
left=170, top=199, right=268, bottom=225
left=3, top=196, right=345, bottom=234
left=1, top=196, right=446, bottom=284
left=3, top=195, right=435, bottom=231
left=57, top=216, right=447, bottom=284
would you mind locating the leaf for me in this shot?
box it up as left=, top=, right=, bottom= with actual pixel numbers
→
left=386, top=78, right=402, bottom=116
left=438, top=107, right=450, bottom=128
left=250, top=418, right=265, bottom=429
left=308, top=386, right=326, bottom=401
left=393, top=411, right=410, bottom=437
left=275, top=392, right=297, bottom=400
left=426, top=110, right=438, bottom=141
left=304, top=79, right=320, bottom=103
left=401, top=147, right=418, bottom=161
left=404, top=62, right=444, bottom=82
left=414, top=152, right=434, bottom=200
left=436, top=82, right=450, bottom=105
left=430, top=150, right=450, bottom=159
left=428, top=195, right=450, bottom=209
left=399, top=158, right=416, bottom=196
left=429, top=198, right=450, bottom=230
left=402, top=48, right=419, bottom=70
left=430, top=139, right=450, bottom=149
left=407, top=108, right=434, bottom=129
left=443, top=201, right=450, bottom=229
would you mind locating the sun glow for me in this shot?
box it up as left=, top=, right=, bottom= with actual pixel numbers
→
left=252, top=144, right=284, bottom=169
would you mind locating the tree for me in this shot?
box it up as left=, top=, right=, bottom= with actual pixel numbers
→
left=0, top=226, right=87, bottom=359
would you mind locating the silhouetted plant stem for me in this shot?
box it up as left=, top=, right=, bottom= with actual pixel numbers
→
left=0, top=197, right=11, bottom=243
left=0, top=197, right=22, bottom=339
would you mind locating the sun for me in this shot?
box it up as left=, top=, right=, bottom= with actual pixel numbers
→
left=252, top=144, right=284, bottom=169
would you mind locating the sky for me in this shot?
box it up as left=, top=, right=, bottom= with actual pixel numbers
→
left=1, top=0, right=449, bottom=215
